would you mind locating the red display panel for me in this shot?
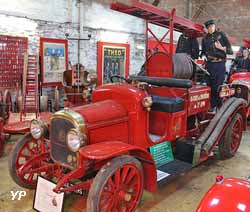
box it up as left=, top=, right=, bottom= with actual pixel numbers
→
left=0, top=35, right=28, bottom=88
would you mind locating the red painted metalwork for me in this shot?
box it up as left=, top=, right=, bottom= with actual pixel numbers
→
left=226, top=73, right=250, bottom=118
left=148, top=40, right=177, bottom=53
left=229, top=72, right=250, bottom=83
left=230, top=117, right=243, bottom=153
left=196, top=178, right=250, bottom=212
left=111, top=0, right=205, bottom=78
left=146, top=52, right=172, bottom=78
left=0, top=35, right=28, bottom=89
left=13, top=137, right=55, bottom=187
left=3, top=112, right=52, bottom=134
left=188, top=85, right=211, bottom=116
left=243, top=38, right=250, bottom=48
left=111, top=0, right=204, bottom=36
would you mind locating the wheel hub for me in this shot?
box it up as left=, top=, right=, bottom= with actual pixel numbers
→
left=119, top=190, right=132, bottom=202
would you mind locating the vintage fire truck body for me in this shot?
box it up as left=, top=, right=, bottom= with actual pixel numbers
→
left=220, top=72, right=250, bottom=117
left=196, top=176, right=250, bottom=212
left=8, top=1, right=248, bottom=211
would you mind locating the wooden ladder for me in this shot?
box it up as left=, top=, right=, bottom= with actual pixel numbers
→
left=21, top=54, right=39, bottom=121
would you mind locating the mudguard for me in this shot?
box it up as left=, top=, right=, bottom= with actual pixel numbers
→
left=79, top=141, right=157, bottom=192
left=199, top=97, right=247, bottom=152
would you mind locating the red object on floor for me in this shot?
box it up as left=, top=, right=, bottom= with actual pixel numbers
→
left=197, top=177, right=250, bottom=212
left=3, top=112, right=52, bottom=134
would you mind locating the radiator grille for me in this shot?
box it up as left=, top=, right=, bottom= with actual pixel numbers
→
left=50, top=118, right=77, bottom=169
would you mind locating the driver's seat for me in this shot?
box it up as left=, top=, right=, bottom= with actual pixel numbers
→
left=151, top=95, right=184, bottom=113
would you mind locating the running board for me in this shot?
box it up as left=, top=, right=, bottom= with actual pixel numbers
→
left=157, top=160, right=192, bottom=185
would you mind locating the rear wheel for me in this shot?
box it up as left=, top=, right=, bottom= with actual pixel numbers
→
left=219, top=113, right=243, bottom=159
left=87, top=155, right=144, bottom=212
left=9, top=133, right=52, bottom=189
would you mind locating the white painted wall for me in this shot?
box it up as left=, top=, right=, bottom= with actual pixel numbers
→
left=0, top=0, right=181, bottom=77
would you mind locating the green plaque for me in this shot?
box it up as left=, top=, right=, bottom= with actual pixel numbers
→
left=150, top=142, right=174, bottom=168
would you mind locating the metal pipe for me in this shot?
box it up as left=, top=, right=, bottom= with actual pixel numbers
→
left=186, top=0, right=192, bottom=19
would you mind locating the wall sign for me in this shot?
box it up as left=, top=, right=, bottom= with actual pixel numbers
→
left=40, top=38, right=68, bottom=86
left=97, top=42, right=129, bottom=85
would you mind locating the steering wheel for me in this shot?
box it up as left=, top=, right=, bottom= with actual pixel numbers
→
left=110, top=75, right=129, bottom=83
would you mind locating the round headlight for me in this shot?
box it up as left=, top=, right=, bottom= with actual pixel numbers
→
left=30, top=119, right=44, bottom=139
left=67, top=129, right=86, bottom=152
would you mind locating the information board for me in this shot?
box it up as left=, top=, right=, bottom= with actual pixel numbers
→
left=150, top=142, right=174, bottom=168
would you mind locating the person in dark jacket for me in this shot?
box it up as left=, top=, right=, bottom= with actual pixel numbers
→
left=176, top=32, right=200, bottom=59
left=201, top=19, right=233, bottom=111
left=237, top=48, right=250, bottom=72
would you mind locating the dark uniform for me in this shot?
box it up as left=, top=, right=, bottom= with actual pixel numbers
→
left=237, top=57, right=250, bottom=72
left=176, top=34, right=200, bottom=59
left=201, top=21, right=233, bottom=108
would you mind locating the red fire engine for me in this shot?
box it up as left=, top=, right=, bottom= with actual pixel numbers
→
left=8, top=1, right=247, bottom=211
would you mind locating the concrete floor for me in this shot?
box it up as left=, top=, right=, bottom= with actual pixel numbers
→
left=0, top=131, right=250, bottom=212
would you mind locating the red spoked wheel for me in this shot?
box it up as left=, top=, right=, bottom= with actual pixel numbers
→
left=8, top=133, right=54, bottom=189
left=87, top=155, right=144, bottom=212
left=219, top=113, right=243, bottom=159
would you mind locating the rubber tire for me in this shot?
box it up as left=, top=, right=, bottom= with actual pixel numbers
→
left=8, top=133, right=37, bottom=189
left=87, top=155, right=144, bottom=212
left=219, top=113, right=243, bottom=159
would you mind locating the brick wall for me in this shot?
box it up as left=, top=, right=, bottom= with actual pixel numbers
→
left=192, top=0, right=250, bottom=45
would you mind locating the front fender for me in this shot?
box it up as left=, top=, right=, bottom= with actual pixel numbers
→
left=79, top=141, right=157, bottom=192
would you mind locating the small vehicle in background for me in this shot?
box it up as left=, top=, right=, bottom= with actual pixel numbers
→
left=196, top=176, right=250, bottom=212
left=220, top=72, right=250, bottom=118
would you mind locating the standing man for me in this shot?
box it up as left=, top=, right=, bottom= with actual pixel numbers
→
left=201, top=20, right=233, bottom=111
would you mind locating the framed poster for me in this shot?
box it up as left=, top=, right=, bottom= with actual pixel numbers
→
left=97, top=42, right=130, bottom=85
left=40, top=38, right=68, bottom=86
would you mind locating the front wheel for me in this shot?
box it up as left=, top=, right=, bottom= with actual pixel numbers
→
left=8, top=133, right=52, bottom=189
left=219, top=113, right=243, bottom=159
left=87, top=155, right=144, bottom=212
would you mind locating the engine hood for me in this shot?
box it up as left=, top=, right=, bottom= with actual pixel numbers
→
left=197, top=178, right=250, bottom=212
left=74, top=100, right=128, bottom=125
